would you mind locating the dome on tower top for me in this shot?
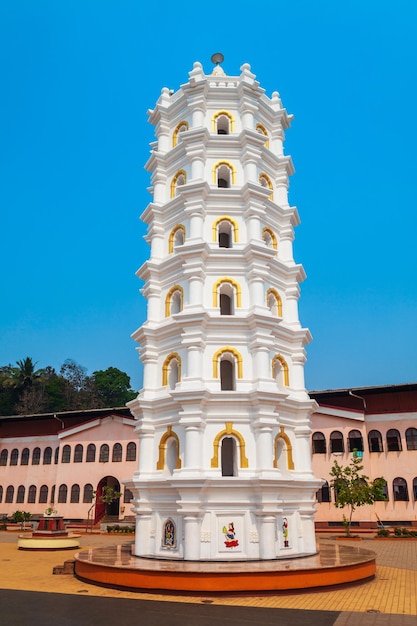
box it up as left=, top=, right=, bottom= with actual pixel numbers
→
left=211, top=52, right=226, bottom=75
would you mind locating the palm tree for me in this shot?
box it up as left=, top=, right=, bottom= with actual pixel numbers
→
left=13, top=357, right=42, bottom=389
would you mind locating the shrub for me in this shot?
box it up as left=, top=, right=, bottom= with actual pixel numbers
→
left=401, top=527, right=411, bottom=537
left=394, top=527, right=402, bottom=536
left=377, top=528, right=390, bottom=537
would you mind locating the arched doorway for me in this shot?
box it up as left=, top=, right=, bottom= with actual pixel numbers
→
left=95, top=476, right=121, bottom=523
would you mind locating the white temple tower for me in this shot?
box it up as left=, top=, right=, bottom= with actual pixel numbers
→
left=127, top=57, right=321, bottom=561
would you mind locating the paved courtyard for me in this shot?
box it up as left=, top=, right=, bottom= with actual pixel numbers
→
left=0, top=532, right=416, bottom=625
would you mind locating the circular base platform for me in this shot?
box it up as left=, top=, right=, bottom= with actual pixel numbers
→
left=18, top=533, right=81, bottom=551
left=74, top=540, right=376, bottom=592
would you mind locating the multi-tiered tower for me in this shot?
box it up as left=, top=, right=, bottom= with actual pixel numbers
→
left=128, top=57, right=321, bottom=561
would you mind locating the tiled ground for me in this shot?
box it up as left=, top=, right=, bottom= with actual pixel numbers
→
left=1, top=532, right=416, bottom=624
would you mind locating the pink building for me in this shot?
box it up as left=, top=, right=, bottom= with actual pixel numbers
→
left=0, top=407, right=137, bottom=524
left=310, top=384, right=417, bottom=529
left=1, top=383, right=416, bottom=529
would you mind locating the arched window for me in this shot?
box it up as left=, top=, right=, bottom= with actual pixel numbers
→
left=61, top=445, right=71, bottom=463
left=213, top=347, right=243, bottom=390
left=374, top=478, right=389, bottom=501
left=32, top=447, right=41, bottom=465
left=74, top=444, right=83, bottom=463
left=266, top=288, right=282, bottom=317
left=51, top=485, right=55, bottom=504
left=255, top=123, right=269, bottom=148
left=39, top=485, right=48, bottom=504
left=58, top=484, right=68, bottom=503
left=43, top=447, right=52, bottom=465
left=312, top=432, right=326, bottom=454
left=348, top=429, right=363, bottom=452
left=215, top=162, right=233, bottom=188
left=272, top=354, right=290, bottom=387
left=70, top=484, right=80, bottom=503
left=386, top=429, right=402, bottom=452
left=16, top=485, right=25, bottom=503
left=413, top=478, right=417, bottom=500
left=156, top=426, right=182, bottom=471
left=165, top=285, right=184, bottom=317
left=5, top=486, right=14, bottom=503
left=211, top=422, right=248, bottom=471
left=170, top=170, right=186, bottom=198
left=10, top=449, right=18, bottom=465
left=0, top=449, right=8, bottom=466
left=262, top=227, right=277, bottom=250
left=393, top=477, right=409, bottom=501
left=0, top=486, right=3, bottom=503
left=168, top=224, right=186, bottom=253
left=83, top=483, right=94, bottom=503
left=126, top=442, right=136, bottom=461
left=330, top=431, right=344, bottom=453
left=220, top=358, right=235, bottom=390
left=406, top=428, right=417, bottom=451
left=259, top=173, right=273, bottom=200
left=86, top=443, right=96, bottom=462
left=212, top=110, right=234, bottom=134
left=273, top=428, right=295, bottom=470
left=28, top=485, right=36, bottom=503
left=221, top=437, right=237, bottom=476
left=213, top=277, right=241, bottom=314
left=21, top=448, right=30, bottom=465
left=54, top=447, right=59, bottom=464
left=99, top=444, right=109, bottom=463
left=172, top=120, right=188, bottom=147
left=112, top=443, right=123, bottom=462
left=124, top=488, right=134, bottom=503
left=212, top=216, right=238, bottom=247
left=368, top=430, right=383, bottom=453
left=162, top=353, right=181, bottom=389
left=317, top=480, right=331, bottom=503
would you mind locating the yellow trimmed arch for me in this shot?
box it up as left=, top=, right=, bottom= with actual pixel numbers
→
left=170, top=170, right=187, bottom=198
left=210, top=422, right=248, bottom=469
left=266, top=288, right=282, bottom=317
left=212, top=277, right=242, bottom=308
left=212, top=216, right=239, bottom=243
left=212, top=160, right=237, bottom=185
left=272, top=354, right=290, bottom=387
left=165, top=285, right=184, bottom=317
left=259, top=173, right=273, bottom=200
left=162, top=352, right=182, bottom=386
left=262, top=226, right=277, bottom=250
left=212, top=346, right=243, bottom=379
left=256, top=123, right=269, bottom=148
left=212, top=110, right=235, bottom=133
left=168, top=224, right=186, bottom=254
left=273, top=426, right=294, bottom=470
left=172, top=121, right=188, bottom=147
left=156, top=425, right=182, bottom=470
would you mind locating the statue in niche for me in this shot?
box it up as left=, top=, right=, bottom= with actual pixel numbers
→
left=223, top=522, right=239, bottom=548
left=162, top=518, right=176, bottom=549
left=282, top=517, right=289, bottom=548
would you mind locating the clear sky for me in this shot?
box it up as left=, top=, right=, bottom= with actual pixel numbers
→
left=1, top=1, right=416, bottom=393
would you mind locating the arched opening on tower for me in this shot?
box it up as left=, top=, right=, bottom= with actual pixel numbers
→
left=220, top=358, right=235, bottom=390
left=217, top=164, right=231, bottom=188
left=168, top=359, right=179, bottom=389
left=221, top=437, right=237, bottom=476
left=220, top=293, right=232, bottom=315
left=218, top=220, right=232, bottom=248
left=170, top=290, right=182, bottom=314
left=217, top=115, right=230, bottom=135
left=166, top=437, right=178, bottom=475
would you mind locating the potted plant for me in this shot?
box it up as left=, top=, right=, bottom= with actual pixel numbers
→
left=44, top=507, right=58, bottom=517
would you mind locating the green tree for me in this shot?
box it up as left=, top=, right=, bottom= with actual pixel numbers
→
left=60, top=359, right=98, bottom=410
left=330, top=455, right=387, bottom=536
left=92, top=367, right=136, bottom=407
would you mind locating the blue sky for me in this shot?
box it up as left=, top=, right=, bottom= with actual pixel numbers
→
left=1, top=1, right=416, bottom=393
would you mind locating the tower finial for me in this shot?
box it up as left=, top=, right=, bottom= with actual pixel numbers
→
left=211, top=53, right=225, bottom=76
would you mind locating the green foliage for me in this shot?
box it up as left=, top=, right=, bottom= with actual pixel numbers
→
left=106, top=525, right=135, bottom=533
left=99, top=486, right=122, bottom=505
left=377, top=528, right=390, bottom=537
left=0, top=357, right=137, bottom=416
left=93, top=367, right=136, bottom=407
left=330, top=455, right=387, bottom=536
left=11, top=511, right=31, bottom=529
